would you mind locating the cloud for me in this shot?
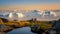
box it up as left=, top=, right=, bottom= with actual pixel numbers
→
left=9, top=13, right=24, bottom=18
left=16, top=13, right=24, bottom=18
left=37, top=11, right=57, bottom=17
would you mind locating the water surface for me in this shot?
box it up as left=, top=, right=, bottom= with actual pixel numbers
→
left=7, top=27, right=35, bottom=34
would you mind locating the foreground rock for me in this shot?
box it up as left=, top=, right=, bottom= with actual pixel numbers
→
left=0, top=32, right=6, bottom=34
left=0, top=25, right=14, bottom=33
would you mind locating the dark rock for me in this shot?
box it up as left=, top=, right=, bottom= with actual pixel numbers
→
left=0, top=32, right=6, bottom=34
left=31, top=26, right=45, bottom=34
left=0, top=17, right=8, bottom=23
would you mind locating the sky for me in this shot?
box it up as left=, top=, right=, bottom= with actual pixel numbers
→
left=0, top=0, right=60, bottom=10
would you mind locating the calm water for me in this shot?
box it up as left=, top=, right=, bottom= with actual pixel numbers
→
left=7, top=27, right=35, bottom=34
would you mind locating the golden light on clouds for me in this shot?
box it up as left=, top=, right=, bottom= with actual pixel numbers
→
left=0, top=4, right=60, bottom=10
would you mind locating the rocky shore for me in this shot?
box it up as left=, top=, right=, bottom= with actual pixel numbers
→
left=0, top=32, right=6, bottom=34
left=0, top=17, right=30, bottom=34
left=0, top=17, right=60, bottom=34
left=0, top=25, right=14, bottom=34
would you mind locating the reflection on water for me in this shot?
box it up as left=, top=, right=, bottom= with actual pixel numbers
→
left=7, top=27, right=35, bottom=34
